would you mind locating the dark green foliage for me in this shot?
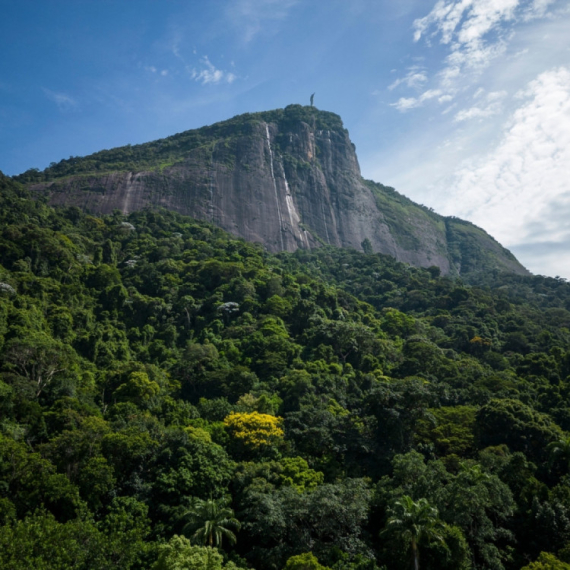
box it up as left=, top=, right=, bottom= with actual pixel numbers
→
left=2, top=170, right=570, bottom=568
left=242, top=479, right=371, bottom=568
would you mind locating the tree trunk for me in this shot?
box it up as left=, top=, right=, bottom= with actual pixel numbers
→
left=412, top=537, right=419, bottom=570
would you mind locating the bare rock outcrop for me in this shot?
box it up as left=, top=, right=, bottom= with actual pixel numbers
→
left=25, top=106, right=528, bottom=277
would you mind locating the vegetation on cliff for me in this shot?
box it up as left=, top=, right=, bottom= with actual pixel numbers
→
left=13, top=105, right=345, bottom=184
left=13, top=105, right=528, bottom=278
left=1, top=172, right=570, bottom=569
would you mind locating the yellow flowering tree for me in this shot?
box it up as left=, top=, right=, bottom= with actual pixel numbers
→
left=223, top=412, right=284, bottom=457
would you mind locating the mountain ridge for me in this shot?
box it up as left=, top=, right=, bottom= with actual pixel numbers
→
left=14, top=105, right=528, bottom=278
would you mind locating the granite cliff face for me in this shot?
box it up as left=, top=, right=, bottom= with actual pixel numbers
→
left=19, top=105, right=528, bottom=277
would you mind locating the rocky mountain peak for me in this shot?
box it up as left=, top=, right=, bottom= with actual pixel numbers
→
left=17, top=105, right=529, bottom=277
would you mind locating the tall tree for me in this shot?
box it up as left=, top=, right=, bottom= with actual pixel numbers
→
left=383, top=495, right=445, bottom=570
left=548, top=436, right=570, bottom=472
left=182, top=497, right=240, bottom=548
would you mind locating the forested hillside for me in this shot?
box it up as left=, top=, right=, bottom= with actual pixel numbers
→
left=2, top=171, right=570, bottom=569
left=15, top=104, right=528, bottom=277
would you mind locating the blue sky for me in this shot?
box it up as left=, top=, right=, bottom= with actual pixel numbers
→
left=1, top=0, right=570, bottom=278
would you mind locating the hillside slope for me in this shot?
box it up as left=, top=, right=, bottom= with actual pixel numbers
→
left=16, top=105, right=528, bottom=278
left=2, top=171, right=570, bottom=569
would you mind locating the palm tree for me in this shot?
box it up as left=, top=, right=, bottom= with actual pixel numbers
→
left=547, top=436, right=570, bottom=471
left=382, top=495, right=445, bottom=570
left=182, top=497, right=241, bottom=548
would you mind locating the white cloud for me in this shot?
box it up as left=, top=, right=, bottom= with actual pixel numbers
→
left=392, top=97, right=422, bottom=111
left=227, top=0, right=298, bottom=42
left=388, top=68, right=428, bottom=90
left=369, top=8, right=570, bottom=277
left=414, top=0, right=520, bottom=46
left=523, top=0, right=557, bottom=19
left=486, top=90, right=508, bottom=101
left=391, top=88, right=444, bottom=111
left=168, top=35, right=236, bottom=86
left=421, top=89, right=443, bottom=100
left=42, top=88, right=78, bottom=111
left=191, top=56, right=236, bottom=85
left=454, top=89, right=507, bottom=120
left=440, top=67, right=570, bottom=274
left=400, top=0, right=558, bottom=111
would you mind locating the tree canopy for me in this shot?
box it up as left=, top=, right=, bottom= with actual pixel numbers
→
left=2, top=171, right=570, bottom=568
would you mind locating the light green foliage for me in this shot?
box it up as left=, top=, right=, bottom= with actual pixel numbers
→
left=279, top=457, right=324, bottom=491
left=185, top=425, right=213, bottom=443
left=415, top=406, right=476, bottom=457
left=0, top=502, right=149, bottom=570
left=283, top=552, right=331, bottom=570
left=233, top=457, right=324, bottom=496
left=153, top=536, right=240, bottom=570
left=236, top=392, right=281, bottom=415
left=521, top=552, right=570, bottom=569
left=381, top=308, right=416, bottom=338
left=114, top=371, right=161, bottom=405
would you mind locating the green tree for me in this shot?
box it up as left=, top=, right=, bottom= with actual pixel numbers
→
left=3, top=332, right=80, bottom=398
left=521, top=552, right=570, bottom=569
left=548, top=436, right=570, bottom=472
left=0, top=501, right=150, bottom=570
left=182, top=496, right=241, bottom=548
left=439, top=461, right=514, bottom=570
left=243, top=479, right=371, bottom=569
left=476, top=398, right=562, bottom=464
left=383, top=495, right=445, bottom=570
left=283, top=552, right=331, bottom=570
left=0, top=434, right=82, bottom=520
left=152, top=536, right=240, bottom=570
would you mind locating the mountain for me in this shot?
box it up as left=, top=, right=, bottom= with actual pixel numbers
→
left=15, top=105, right=528, bottom=277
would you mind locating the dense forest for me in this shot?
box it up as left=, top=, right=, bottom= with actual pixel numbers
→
left=2, top=170, right=570, bottom=569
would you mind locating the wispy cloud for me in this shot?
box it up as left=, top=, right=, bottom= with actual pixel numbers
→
left=42, top=88, right=78, bottom=111
left=391, top=88, right=444, bottom=111
left=390, top=0, right=558, bottom=113
left=441, top=67, right=570, bottom=265
left=226, top=0, right=298, bottom=42
left=388, top=67, right=428, bottom=90
left=145, top=66, right=169, bottom=76
left=454, top=89, right=508, bottom=121
left=191, top=56, right=236, bottom=85
left=168, top=35, right=237, bottom=86
left=418, top=0, right=558, bottom=75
